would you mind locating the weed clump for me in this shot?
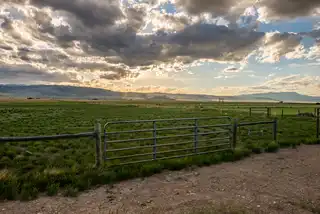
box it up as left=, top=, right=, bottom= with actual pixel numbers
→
left=266, top=141, right=279, bottom=153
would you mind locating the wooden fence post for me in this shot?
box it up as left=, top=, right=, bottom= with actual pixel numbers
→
left=94, top=120, right=102, bottom=167
left=249, top=108, right=252, bottom=116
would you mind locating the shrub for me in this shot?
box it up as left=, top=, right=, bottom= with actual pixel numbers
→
left=63, top=186, right=78, bottom=197
left=232, top=148, right=251, bottom=161
left=47, top=183, right=59, bottom=196
left=266, top=141, right=279, bottom=153
left=304, top=137, right=319, bottom=145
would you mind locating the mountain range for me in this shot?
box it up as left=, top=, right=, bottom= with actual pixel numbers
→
left=0, top=84, right=320, bottom=103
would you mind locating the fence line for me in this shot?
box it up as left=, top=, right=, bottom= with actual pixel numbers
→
left=249, top=106, right=319, bottom=118
left=0, top=132, right=94, bottom=142
left=0, top=112, right=317, bottom=167
left=235, top=119, right=278, bottom=143
left=0, top=121, right=102, bottom=167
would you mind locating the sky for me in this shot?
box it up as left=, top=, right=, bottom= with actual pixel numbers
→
left=0, top=0, right=320, bottom=96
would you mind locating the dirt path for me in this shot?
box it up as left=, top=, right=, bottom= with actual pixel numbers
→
left=2, top=145, right=320, bottom=214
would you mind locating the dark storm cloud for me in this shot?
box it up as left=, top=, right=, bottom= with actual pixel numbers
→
left=0, top=65, right=78, bottom=82
left=0, top=0, right=312, bottom=85
left=165, top=24, right=265, bottom=61
left=30, top=0, right=124, bottom=27
left=263, top=0, right=320, bottom=19
left=175, top=0, right=320, bottom=20
left=175, top=0, right=236, bottom=15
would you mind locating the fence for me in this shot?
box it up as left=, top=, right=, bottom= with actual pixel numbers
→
left=0, top=113, right=315, bottom=167
left=0, top=121, right=103, bottom=166
left=249, top=107, right=319, bottom=118
left=249, top=107, right=271, bottom=117
left=103, top=117, right=278, bottom=166
left=103, top=116, right=233, bottom=166
left=317, top=108, right=320, bottom=140
left=236, top=120, right=278, bottom=146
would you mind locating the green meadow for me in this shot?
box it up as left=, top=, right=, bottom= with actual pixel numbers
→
left=0, top=100, right=319, bottom=200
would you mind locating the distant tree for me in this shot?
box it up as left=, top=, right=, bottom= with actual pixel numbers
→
left=27, top=97, right=33, bottom=100
left=316, top=102, right=320, bottom=105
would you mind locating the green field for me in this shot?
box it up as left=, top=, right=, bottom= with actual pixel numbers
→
left=0, top=100, right=319, bottom=200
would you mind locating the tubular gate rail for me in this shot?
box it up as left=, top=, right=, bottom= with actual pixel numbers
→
left=103, top=116, right=234, bottom=166
left=236, top=120, right=278, bottom=142
left=0, top=121, right=103, bottom=166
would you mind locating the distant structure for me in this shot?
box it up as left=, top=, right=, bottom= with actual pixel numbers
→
left=218, top=98, right=224, bottom=114
left=218, top=98, right=225, bottom=103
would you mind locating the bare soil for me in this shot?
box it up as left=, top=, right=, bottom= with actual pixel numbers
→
left=2, top=145, right=320, bottom=214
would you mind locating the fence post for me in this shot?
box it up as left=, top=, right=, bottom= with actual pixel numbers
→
left=94, top=120, right=102, bottom=167
left=249, top=108, right=252, bottom=116
left=194, top=119, right=198, bottom=153
left=281, top=109, right=284, bottom=118
left=316, top=108, right=319, bottom=141
left=273, top=119, right=278, bottom=142
left=153, top=121, right=157, bottom=160
left=232, top=119, right=238, bottom=149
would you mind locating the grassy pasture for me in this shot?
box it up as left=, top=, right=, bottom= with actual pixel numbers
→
left=0, top=100, right=319, bottom=200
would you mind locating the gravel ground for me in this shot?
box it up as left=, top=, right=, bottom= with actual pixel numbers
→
left=1, top=145, right=320, bottom=214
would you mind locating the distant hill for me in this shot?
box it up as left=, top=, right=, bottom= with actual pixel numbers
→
left=237, top=92, right=320, bottom=102
left=147, top=95, right=176, bottom=101
left=0, top=85, right=121, bottom=99
left=0, top=84, right=319, bottom=103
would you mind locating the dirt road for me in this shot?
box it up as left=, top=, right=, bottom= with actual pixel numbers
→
left=2, top=145, right=320, bottom=214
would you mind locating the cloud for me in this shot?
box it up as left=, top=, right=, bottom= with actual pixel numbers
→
left=222, top=66, right=240, bottom=73
left=166, top=24, right=264, bottom=63
left=258, top=74, right=320, bottom=95
left=256, top=32, right=303, bottom=63
left=174, top=0, right=320, bottom=21
left=0, top=0, right=319, bottom=93
left=259, top=0, right=320, bottom=20
left=0, top=64, right=78, bottom=83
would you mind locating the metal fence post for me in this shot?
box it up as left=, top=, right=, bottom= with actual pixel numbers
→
left=94, top=121, right=102, bottom=167
left=316, top=108, right=319, bottom=141
left=232, top=119, right=238, bottom=148
left=273, top=119, right=278, bottom=142
left=103, top=124, right=108, bottom=161
left=153, top=121, right=157, bottom=160
left=194, top=119, right=198, bottom=153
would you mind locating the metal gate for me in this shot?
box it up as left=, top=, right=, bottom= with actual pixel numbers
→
left=103, top=116, right=233, bottom=166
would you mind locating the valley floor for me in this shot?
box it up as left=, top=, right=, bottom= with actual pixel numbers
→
left=2, top=145, right=320, bottom=214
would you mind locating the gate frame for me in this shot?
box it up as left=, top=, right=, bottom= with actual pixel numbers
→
left=103, top=116, right=233, bottom=166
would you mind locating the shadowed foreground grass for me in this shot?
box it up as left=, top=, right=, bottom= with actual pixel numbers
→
left=0, top=100, right=319, bottom=200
